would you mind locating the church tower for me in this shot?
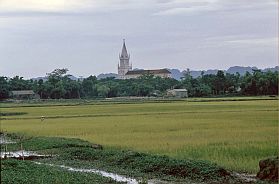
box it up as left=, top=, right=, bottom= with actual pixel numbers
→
left=118, top=39, right=132, bottom=79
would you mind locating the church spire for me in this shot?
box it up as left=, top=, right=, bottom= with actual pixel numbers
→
left=118, top=39, right=132, bottom=79
left=120, top=39, right=129, bottom=59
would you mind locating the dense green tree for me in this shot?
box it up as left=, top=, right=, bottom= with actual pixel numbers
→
left=82, top=75, right=98, bottom=98
left=214, top=70, right=226, bottom=95
left=96, top=84, right=110, bottom=97
left=0, top=68, right=278, bottom=100
left=9, top=76, right=32, bottom=90
left=0, top=77, right=10, bottom=99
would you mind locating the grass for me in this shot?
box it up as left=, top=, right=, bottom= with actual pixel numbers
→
left=1, top=98, right=278, bottom=173
left=1, top=135, right=234, bottom=183
left=0, top=96, right=277, bottom=108
left=1, top=159, right=121, bottom=184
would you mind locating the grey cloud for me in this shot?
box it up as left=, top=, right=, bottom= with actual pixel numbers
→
left=153, top=0, right=276, bottom=16
left=0, top=0, right=277, bottom=78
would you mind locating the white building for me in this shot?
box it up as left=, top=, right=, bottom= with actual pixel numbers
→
left=167, top=89, right=188, bottom=98
left=117, top=40, right=172, bottom=80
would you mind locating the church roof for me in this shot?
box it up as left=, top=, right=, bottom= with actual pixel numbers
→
left=120, top=39, right=129, bottom=58
left=125, top=69, right=171, bottom=75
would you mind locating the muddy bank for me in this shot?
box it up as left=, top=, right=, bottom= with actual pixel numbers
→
left=257, top=156, right=278, bottom=182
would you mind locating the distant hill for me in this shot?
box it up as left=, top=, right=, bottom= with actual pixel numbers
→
left=31, top=76, right=48, bottom=81
left=169, top=66, right=279, bottom=80
left=263, top=66, right=279, bottom=73
left=226, top=66, right=258, bottom=75
left=169, top=69, right=184, bottom=80
left=97, top=73, right=118, bottom=79
left=67, top=75, right=79, bottom=81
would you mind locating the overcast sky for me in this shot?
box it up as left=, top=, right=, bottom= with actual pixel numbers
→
left=0, top=0, right=278, bottom=78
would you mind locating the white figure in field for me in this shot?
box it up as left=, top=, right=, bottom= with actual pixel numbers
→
left=41, top=116, right=45, bottom=122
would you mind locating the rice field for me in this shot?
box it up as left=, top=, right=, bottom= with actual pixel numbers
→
left=0, top=98, right=278, bottom=173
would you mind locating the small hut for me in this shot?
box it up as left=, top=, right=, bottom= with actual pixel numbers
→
left=167, top=89, right=188, bottom=98
left=10, top=90, right=39, bottom=100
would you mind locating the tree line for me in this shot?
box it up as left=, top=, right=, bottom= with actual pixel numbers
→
left=0, top=68, right=278, bottom=100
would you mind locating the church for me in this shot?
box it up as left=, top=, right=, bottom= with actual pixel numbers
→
left=117, top=40, right=171, bottom=79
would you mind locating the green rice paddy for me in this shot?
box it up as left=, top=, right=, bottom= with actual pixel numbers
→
left=1, top=98, right=278, bottom=173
